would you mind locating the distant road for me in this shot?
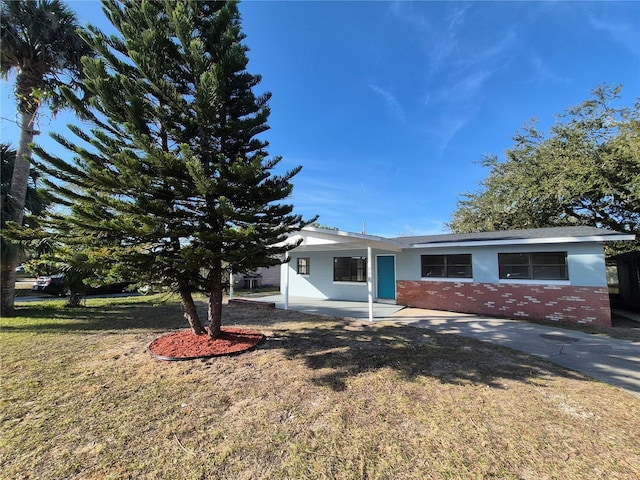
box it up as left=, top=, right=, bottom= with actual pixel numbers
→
left=14, top=277, right=139, bottom=303
left=15, top=292, right=140, bottom=303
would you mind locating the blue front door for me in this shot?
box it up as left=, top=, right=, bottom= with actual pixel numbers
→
left=377, top=255, right=396, bottom=299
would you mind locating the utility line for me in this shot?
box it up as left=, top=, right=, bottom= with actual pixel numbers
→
left=0, top=116, right=21, bottom=126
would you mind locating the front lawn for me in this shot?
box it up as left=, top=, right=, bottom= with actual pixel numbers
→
left=1, top=296, right=638, bottom=479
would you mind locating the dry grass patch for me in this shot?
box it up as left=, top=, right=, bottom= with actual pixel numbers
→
left=1, top=295, right=639, bottom=479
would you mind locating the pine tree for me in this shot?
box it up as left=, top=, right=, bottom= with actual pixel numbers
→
left=34, top=0, right=312, bottom=337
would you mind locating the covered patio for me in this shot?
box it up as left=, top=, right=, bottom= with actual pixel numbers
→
left=246, top=294, right=405, bottom=320
left=277, top=228, right=406, bottom=321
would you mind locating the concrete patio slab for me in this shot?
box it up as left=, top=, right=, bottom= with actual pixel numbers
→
left=242, top=294, right=404, bottom=320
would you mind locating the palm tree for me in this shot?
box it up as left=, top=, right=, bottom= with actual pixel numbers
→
left=1, top=142, right=49, bottom=284
left=0, top=0, right=90, bottom=315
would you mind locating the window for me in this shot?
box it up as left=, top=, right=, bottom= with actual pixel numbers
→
left=334, top=257, right=367, bottom=282
left=297, top=257, right=310, bottom=275
left=421, top=254, right=472, bottom=278
left=499, top=252, right=568, bottom=280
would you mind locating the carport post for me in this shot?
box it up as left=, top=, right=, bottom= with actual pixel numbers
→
left=284, top=252, right=289, bottom=310
left=367, top=245, right=373, bottom=322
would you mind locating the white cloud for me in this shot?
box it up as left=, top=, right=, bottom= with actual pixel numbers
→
left=451, top=30, right=518, bottom=73
left=421, top=69, right=493, bottom=150
left=373, top=219, right=448, bottom=238
left=528, top=53, right=571, bottom=85
left=387, top=3, right=521, bottom=151
left=422, top=105, right=482, bottom=152
left=368, top=84, right=406, bottom=123
left=435, top=70, right=493, bottom=104
left=430, top=4, right=472, bottom=71
left=588, top=13, right=640, bottom=56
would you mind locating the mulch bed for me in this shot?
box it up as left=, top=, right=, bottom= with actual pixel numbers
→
left=149, top=327, right=264, bottom=361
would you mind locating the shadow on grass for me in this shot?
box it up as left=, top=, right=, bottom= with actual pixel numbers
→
left=255, top=315, right=588, bottom=392
left=4, top=301, right=590, bottom=392
left=2, top=300, right=186, bottom=333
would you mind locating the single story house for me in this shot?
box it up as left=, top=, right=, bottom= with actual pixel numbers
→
left=279, top=226, right=635, bottom=328
left=231, top=266, right=280, bottom=290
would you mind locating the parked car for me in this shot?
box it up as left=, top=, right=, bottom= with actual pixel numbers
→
left=32, top=274, right=66, bottom=296
left=32, top=274, right=133, bottom=297
left=15, top=265, right=26, bottom=274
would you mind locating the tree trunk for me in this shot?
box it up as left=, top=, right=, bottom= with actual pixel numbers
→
left=0, top=244, right=18, bottom=317
left=1, top=108, right=38, bottom=316
left=207, top=260, right=224, bottom=339
left=178, top=284, right=206, bottom=335
left=66, top=293, right=84, bottom=308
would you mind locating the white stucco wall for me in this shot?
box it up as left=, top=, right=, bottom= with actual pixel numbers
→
left=283, top=249, right=379, bottom=301
left=396, top=242, right=607, bottom=287
left=232, top=265, right=281, bottom=288
left=258, top=265, right=281, bottom=287
left=282, top=241, right=608, bottom=301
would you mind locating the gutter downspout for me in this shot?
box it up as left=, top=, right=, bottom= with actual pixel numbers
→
left=367, top=245, right=373, bottom=322
left=284, top=252, right=290, bottom=310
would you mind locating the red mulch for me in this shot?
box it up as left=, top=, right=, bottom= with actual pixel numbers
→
left=149, top=327, right=264, bottom=361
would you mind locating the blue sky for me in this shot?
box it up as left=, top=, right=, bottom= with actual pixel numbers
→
left=1, top=1, right=639, bottom=237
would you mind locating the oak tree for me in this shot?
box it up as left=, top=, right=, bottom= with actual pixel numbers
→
left=448, top=84, right=639, bottom=252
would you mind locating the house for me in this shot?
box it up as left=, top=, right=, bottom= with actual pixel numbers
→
left=231, top=266, right=280, bottom=290
left=280, top=226, right=635, bottom=328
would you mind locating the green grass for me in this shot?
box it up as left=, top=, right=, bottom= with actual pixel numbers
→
left=2, top=296, right=639, bottom=479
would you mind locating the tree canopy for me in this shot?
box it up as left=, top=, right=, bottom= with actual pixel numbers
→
left=34, top=0, right=312, bottom=336
left=1, top=143, right=48, bottom=229
left=1, top=143, right=50, bottom=274
left=448, top=84, right=640, bottom=252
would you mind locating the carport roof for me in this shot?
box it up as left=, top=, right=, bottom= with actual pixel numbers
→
left=286, top=227, right=405, bottom=252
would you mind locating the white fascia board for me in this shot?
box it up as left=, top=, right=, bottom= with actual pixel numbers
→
left=302, top=226, right=392, bottom=243
left=298, top=227, right=405, bottom=251
left=409, top=234, right=636, bottom=249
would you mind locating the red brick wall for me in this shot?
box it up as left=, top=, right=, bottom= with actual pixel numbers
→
left=396, top=280, right=611, bottom=328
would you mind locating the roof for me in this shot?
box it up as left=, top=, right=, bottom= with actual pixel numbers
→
left=393, top=226, right=635, bottom=247
left=288, top=226, right=635, bottom=252
left=286, top=227, right=406, bottom=252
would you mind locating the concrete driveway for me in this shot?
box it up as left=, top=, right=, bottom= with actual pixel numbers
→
left=388, top=308, right=640, bottom=398
left=249, top=295, right=640, bottom=398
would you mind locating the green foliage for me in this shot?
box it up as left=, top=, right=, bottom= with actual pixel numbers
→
left=1, top=143, right=50, bottom=263
left=1, top=143, right=48, bottom=228
left=0, top=0, right=91, bottom=113
left=1, top=0, right=91, bottom=316
left=25, top=244, right=131, bottom=308
left=34, top=0, right=313, bottom=333
left=309, top=222, right=339, bottom=231
left=448, top=84, right=640, bottom=252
